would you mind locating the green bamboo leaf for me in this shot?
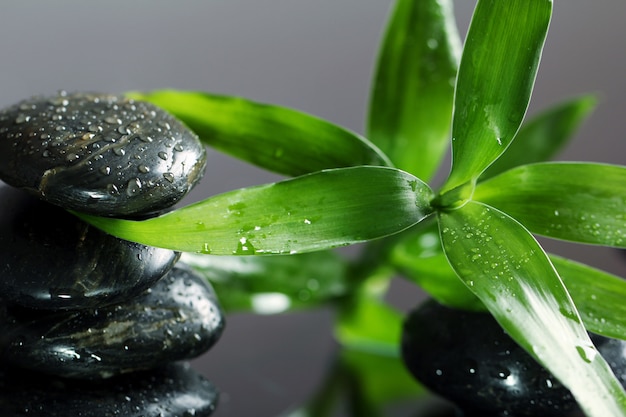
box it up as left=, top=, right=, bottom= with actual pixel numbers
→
left=438, top=201, right=626, bottom=416
left=336, top=294, right=404, bottom=357
left=474, top=162, right=626, bottom=247
left=552, top=255, right=626, bottom=341
left=390, top=225, right=626, bottom=338
left=77, top=166, right=434, bottom=255
left=441, top=0, right=552, bottom=194
left=181, top=250, right=349, bottom=314
left=391, top=247, right=626, bottom=339
left=388, top=220, right=483, bottom=310
left=480, top=95, right=597, bottom=180
left=128, top=90, right=391, bottom=177
left=368, top=0, right=460, bottom=181
left=340, top=349, right=425, bottom=410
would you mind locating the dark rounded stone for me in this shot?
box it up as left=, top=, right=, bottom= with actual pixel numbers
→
left=0, top=181, right=180, bottom=310
left=0, top=91, right=206, bottom=217
left=0, top=362, right=218, bottom=417
left=0, top=265, right=225, bottom=379
left=401, top=299, right=625, bottom=417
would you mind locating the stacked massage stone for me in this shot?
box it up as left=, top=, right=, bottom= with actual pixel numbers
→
left=0, top=92, right=224, bottom=416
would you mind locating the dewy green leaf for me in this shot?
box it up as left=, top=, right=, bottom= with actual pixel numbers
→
left=77, top=166, right=434, bottom=255
left=441, top=0, right=552, bottom=194
left=128, top=90, right=391, bottom=177
left=438, top=201, right=626, bottom=417
left=388, top=220, right=483, bottom=310
left=406, top=249, right=626, bottom=339
left=474, top=162, right=626, bottom=247
left=367, top=0, right=460, bottom=181
left=181, top=250, right=348, bottom=314
left=480, top=95, right=597, bottom=181
left=552, top=255, right=626, bottom=341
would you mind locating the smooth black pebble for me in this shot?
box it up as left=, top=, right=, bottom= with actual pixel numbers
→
left=0, top=91, right=206, bottom=217
left=401, top=299, right=625, bottom=417
left=0, top=181, right=179, bottom=310
left=0, top=265, right=225, bottom=379
left=0, top=362, right=218, bottom=417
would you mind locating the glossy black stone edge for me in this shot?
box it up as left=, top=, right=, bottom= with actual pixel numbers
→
left=0, top=264, right=226, bottom=379
left=0, top=181, right=180, bottom=310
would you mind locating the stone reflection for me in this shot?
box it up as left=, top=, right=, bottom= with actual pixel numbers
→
left=0, top=362, right=218, bottom=417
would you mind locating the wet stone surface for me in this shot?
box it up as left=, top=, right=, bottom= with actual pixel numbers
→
left=0, top=91, right=206, bottom=217
left=401, top=299, right=625, bottom=417
left=0, top=265, right=225, bottom=379
left=0, top=361, right=218, bottom=417
left=0, top=181, right=179, bottom=310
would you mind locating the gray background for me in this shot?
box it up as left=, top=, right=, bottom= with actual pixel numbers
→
left=1, top=1, right=625, bottom=416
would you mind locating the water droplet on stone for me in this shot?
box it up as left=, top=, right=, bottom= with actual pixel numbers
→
left=104, top=116, right=121, bottom=125
left=163, top=172, right=175, bottom=183
left=126, top=178, right=142, bottom=196
left=107, top=183, right=120, bottom=195
left=497, top=368, right=511, bottom=379
left=127, top=121, right=141, bottom=132
left=15, top=114, right=30, bottom=124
